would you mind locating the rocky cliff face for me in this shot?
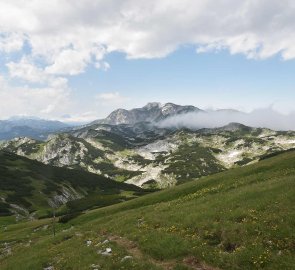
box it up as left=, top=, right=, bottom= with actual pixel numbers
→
left=93, top=102, right=201, bottom=125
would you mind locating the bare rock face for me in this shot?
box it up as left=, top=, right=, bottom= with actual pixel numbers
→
left=48, top=186, right=83, bottom=208
left=39, top=134, right=88, bottom=166
left=93, top=102, right=201, bottom=125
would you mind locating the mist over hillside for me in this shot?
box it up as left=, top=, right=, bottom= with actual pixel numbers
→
left=158, top=107, right=295, bottom=131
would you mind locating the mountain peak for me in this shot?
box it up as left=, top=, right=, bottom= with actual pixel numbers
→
left=96, top=102, right=201, bottom=125
left=143, top=102, right=162, bottom=109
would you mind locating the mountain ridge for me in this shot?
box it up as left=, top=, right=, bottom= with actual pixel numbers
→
left=0, top=150, right=143, bottom=219
left=0, top=117, right=71, bottom=140
left=91, top=102, right=202, bottom=125
left=2, top=121, right=295, bottom=189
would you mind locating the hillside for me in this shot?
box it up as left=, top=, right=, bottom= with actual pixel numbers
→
left=0, top=151, right=143, bottom=220
left=1, top=150, right=295, bottom=269
left=1, top=123, right=295, bottom=189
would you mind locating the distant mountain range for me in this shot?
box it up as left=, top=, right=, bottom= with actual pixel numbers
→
left=1, top=102, right=295, bottom=217
left=2, top=120, right=295, bottom=189
left=1, top=103, right=295, bottom=189
left=0, top=116, right=71, bottom=140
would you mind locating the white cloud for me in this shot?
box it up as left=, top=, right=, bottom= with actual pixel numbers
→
left=96, top=92, right=129, bottom=106
left=6, top=57, right=70, bottom=90
left=1, top=0, right=295, bottom=120
left=45, top=45, right=107, bottom=76
left=0, top=74, right=129, bottom=122
left=0, top=74, right=71, bottom=119
left=158, top=108, right=295, bottom=131
left=60, top=111, right=100, bottom=124
left=6, top=57, right=49, bottom=83
left=95, top=61, right=110, bottom=71
left=0, top=32, right=24, bottom=53
left=0, top=0, right=295, bottom=70
left=45, top=49, right=90, bottom=76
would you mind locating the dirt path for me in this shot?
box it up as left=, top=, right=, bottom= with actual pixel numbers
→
left=109, top=235, right=219, bottom=270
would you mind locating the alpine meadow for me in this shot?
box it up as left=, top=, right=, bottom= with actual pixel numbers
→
left=1, top=1, right=295, bottom=269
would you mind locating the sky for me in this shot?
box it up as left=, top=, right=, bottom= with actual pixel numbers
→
left=0, top=0, right=295, bottom=123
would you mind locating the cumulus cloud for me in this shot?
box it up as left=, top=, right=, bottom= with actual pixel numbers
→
left=1, top=1, right=295, bottom=120
left=0, top=74, right=71, bottom=119
left=158, top=108, right=295, bottom=131
left=1, top=0, right=295, bottom=72
left=0, top=32, right=24, bottom=53
left=6, top=57, right=49, bottom=83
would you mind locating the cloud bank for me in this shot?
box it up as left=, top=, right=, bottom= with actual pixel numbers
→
left=1, top=0, right=295, bottom=119
left=158, top=108, right=295, bottom=131
left=1, top=0, right=295, bottom=66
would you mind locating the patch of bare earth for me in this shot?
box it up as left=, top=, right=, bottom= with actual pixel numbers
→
left=109, top=235, right=220, bottom=270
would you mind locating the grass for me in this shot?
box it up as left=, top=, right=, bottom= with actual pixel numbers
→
left=1, top=151, right=295, bottom=269
left=163, top=142, right=225, bottom=182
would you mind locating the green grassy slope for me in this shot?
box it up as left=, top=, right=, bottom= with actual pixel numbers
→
left=0, top=151, right=143, bottom=218
left=1, top=151, right=295, bottom=269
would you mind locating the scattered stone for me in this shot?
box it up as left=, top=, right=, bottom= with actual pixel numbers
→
left=98, top=247, right=112, bottom=256
left=86, top=240, right=92, bottom=246
left=1, top=242, right=12, bottom=256
left=102, top=239, right=109, bottom=244
left=121, top=255, right=133, bottom=262
left=5, top=247, right=12, bottom=255
left=24, top=240, right=32, bottom=247
left=90, top=263, right=100, bottom=269
left=43, top=266, right=54, bottom=270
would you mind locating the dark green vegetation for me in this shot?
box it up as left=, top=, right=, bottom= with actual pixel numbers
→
left=1, top=151, right=295, bottom=269
left=163, top=142, right=225, bottom=183
left=0, top=151, right=143, bottom=218
left=94, top=161, right=143, bottom=181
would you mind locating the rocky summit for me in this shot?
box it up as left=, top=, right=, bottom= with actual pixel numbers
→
left=92, top=102, right=201, bottom=125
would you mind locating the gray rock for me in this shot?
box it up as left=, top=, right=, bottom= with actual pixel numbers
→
left=121, top=255, right=133, bottom=262
left=43, top=266, right=54, bottom=270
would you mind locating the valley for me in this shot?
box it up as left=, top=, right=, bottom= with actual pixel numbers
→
left=1, top=103, right=295, bottom=270
left=1, top=150, right=295, bottom=269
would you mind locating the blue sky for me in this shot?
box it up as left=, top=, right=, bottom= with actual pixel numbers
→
left=70, top=47, right=295, bottom=114
left=0, top=1, right=295, bottom=122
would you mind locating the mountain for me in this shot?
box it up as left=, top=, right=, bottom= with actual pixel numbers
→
left=92, top=102, right=201, bottom=125
left=1, top=150, right=295, bottom=269
left=2, top=122, right=295, bottom=189
left=0, top=151, right=143, bottom=220
left=1, top=103, right=295, bottom=189
left=0, top=117, right=70, bottom=140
